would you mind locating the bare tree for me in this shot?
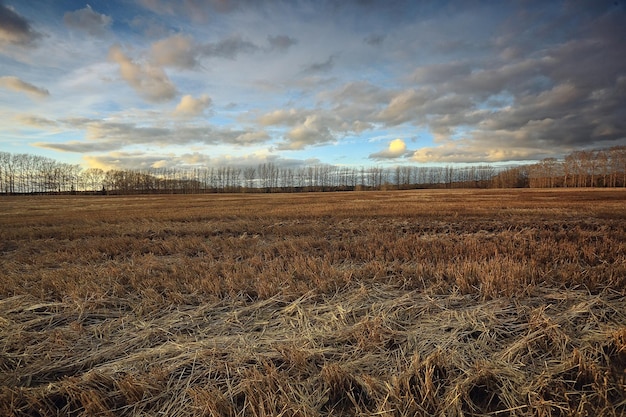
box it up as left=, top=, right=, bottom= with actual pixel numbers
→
left=81, top=168, right=105, bottom=192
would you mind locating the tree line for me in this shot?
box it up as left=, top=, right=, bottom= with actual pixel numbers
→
left=1, top=146, right=625, bottom=195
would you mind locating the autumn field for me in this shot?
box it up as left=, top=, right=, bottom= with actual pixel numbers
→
left=1, top=189, right=625, bottom=416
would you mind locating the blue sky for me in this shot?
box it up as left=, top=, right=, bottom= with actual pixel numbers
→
left=1, top=0, right=625, bottom=170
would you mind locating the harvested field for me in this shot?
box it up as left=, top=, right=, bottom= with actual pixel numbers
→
left=1, top=189, right=625, bottom=416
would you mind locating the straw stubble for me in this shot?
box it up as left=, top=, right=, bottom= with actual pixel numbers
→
left=1, top=189, right=625, bottom=416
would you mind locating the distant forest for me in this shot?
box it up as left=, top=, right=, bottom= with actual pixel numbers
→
left=1, top=146, right=625, bottom=194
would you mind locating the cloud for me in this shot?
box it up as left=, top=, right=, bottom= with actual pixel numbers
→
left=411, top=61, right=472, bottom=85
left=150, top=34, right=198, bottom=69
left=364, top=33, right=385, bottom=46
left=257, top=2, right=625, bottom=161
left=303, top=55, right=335, bottom=73
left=108, top=44, right=177, bottom=102
left=16, top=114, right=57, bottom=128
left=321, top=81, right=389, bottom=105
left=258, top=105, right=377, bottom=150
left=83, top=151, right=176, bottom=170
left=6, top=0, right=626, bottom=169
left=129, top=15, right=170, bottom=38
left=232, top=130, right=270, bottom=144
left=35, top=140, right=120, bottom=153
left=174, top=94, right=212, bottom=117
left=63, top=5, right=112, bottom=37
left=35, top=119, right=189, bottom=153
left=83, top=149, right=310, bottom=171
left=0, top=76, right=49, bottom=98
left=216, top=128, right=271, bottom=145
left=258, top=108, right=300, bottom=126
left=410, top=139, right=547, bottom=164
left=376, top=89, right=432, bottom=126
left=267, top=34, right=297, bottom=51
left=318, top=81, right=390, bottom=122
left=150, top=33, right=268, bottom=69
left=369, top=138, right=409, bottom=160
left=34, top=117, right=271, bottom=154
left=0, top=2, right=41, bottom=47
left=200, top=34, right=259, bottom=59
left=138, top=0, right=241, bottom=20
left=279, top=114, right=335, bottom=150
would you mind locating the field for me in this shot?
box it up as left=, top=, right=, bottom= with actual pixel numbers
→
left=1, top=189, right=625, bottom=416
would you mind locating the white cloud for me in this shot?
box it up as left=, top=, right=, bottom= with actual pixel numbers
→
left=174, top=94, right=212, bottom=117
left=108, top=44, right=177, bottom=102
left=150, top=34, right=197, bottom=69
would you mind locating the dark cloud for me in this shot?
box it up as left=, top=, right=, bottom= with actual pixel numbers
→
left=411, top=61, right=472, bottom=85
left=258, top=1, right=626, bottom=159
left=36, top=141, right=119, bottom=153
left=150, top=32, right=275, bottom=69
left=139, top=0, right=415, bottom=20
left=363, top=33, right=385, bottom=46
left=302, top=55, right=335, bottom=73
left=322, top=81, right=388, bottom=104
left=267, top=34, right=297, bottom=51
left=0, top=2, right=41, bottom=47
left=63, top=5, right=112, bottom=37
left=365, top=2, right=626, bottom=162
left=138, top=0, right=245, bottom=20
left=200, top=34, right=259, bottom=59
left=318, top=81, right=390, bottom=123
left=34, top=118, right=271, bottom=154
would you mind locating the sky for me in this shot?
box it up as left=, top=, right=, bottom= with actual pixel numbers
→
left=1, top=0, right=625, bottom=171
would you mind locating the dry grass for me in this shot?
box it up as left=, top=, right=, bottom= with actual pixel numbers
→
left=1, top=189, right=625, bottom=416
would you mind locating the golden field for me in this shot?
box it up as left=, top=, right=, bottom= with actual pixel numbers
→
left=1, top=189, right=625, bottom=416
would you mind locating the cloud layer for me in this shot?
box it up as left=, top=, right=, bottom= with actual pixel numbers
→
left=0, top=0, right=624, bottom=169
